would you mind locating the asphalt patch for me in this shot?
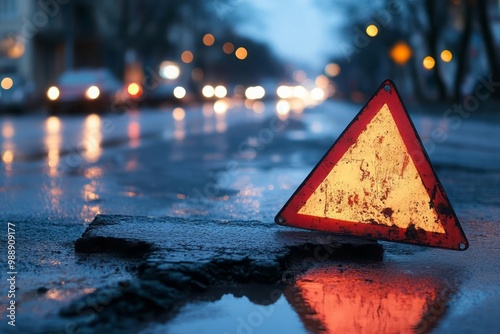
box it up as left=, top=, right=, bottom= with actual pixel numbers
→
left=59, top=214, right=383, bottom=333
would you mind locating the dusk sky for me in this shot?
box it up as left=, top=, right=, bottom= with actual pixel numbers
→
left=233, top=0, right=344, bottom=73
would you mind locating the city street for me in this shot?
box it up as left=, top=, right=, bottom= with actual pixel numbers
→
left=1, top=98, right=500, bottom=333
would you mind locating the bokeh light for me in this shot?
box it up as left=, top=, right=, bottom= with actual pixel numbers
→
left=203, top=33, right=215, bottom=46
left=276, top=100, right=290, bottom=115
left=202, top=85, right=215, bottom=98
left=85, top=86, right=100, bottom=100
left=173, top=86, right=186, bottom=99
left=325, top=63, right=340, bottom=77
left=1, top=77, right=13, bottom=90
left=47, top=86, right=60, bottom=100
left=423, top=56, right=435, bottom=70
left=277, top=86, right=292, bottom=99
left=172, top=107, right=186, bottom=121
left=235, top=47, right=248, bottom=60
left=159, top=62, right=180, bottom=80
left=214, top=85, right=227, bottom=98
left=181, top=50, right=194, bottom=63
left=389, top=42, right=412, bottom=65
left=440, top=50, right=453, bottom=62
left=245, top=86, right=265, bottom=100
left=214, top=100, right=229, bottom=114
left=127, top=83, right=142, bottom=97
left=223, top=42, right=235, bottom=54
left=366, top=24, right=379, bottom=37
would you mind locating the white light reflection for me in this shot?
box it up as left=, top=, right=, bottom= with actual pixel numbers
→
left=45, top=116, right=61, bottom=177
left=1, top=122, right=15, bottom=174
left=276, top=100, right=290, bottom=120
left=173, top=107, right=186, bottom=140
left=82, top=114, right=102, bottom=163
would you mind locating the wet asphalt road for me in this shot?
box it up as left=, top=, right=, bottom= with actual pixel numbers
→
left=1, top=98, right=500, bottom=333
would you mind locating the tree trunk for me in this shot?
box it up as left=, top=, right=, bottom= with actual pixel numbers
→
left=453, top=0, right=474, bottom=101
left=477, top=0, right=500, bottom=98
left=424, top=0, right=448, bottom=100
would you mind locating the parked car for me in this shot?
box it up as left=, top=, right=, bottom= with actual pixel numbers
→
left=0, top=74, right=36, bottom=113
left=46, top=68, right=122, bottom=114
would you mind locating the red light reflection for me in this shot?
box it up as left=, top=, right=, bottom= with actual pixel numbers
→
left=286, top=266, right=451, bottom=334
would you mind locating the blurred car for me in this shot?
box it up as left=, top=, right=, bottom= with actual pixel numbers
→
left=46, top=68, right=122, bottom=114
left=0, top=74, right=36, bottom=113
left=140, top=80, right=193, bottom=106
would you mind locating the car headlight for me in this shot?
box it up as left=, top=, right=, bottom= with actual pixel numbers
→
left=47, top=86, right=60, bottom=101
left=85, top=86, right=100, bottom=100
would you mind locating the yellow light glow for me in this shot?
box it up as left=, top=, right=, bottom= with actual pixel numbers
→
left=1, top=77, right=13, bottom=90
left=214, top=100, right=229, bottom=114
left=423, top=56, right=435, bottom=70
left=235, top=47, right=248, bottom=60
left=83, top=114, right=102, bottom=163
left=47, top=86, right=60, bottom=100
left=7, top=42, right=24, bottom=59
left=181, top=50, right=194, bottom=63
left=389, top=42, right=412, bottom=65
left=214, top=85, right=227, bottom=98
left=86, top=114, right=101, bottom=128
left=203, top=34, right=215, bottom=46
left=299, top=104, right=445, bottom=234
left=223, top=42, right=235, bottom=54
left=325, top=63, right=340, bottom=77
left=174, top=86, right=186, bottom=99
left=85, top=86, right=100, bottom=100
left=46, top=116, right=61, bottom=134
left=2, top=150, right=13, bottom=164
left=440, top=50, right=453, bottom=62
left=277, top=86, right=292, bottom=99
left=366, top=24, right=379, bottom=37
left=127, top=83, right=141, bottom=96
left=173, top=107, right=185, bottom=121
left=276, top=100, right=290, bottom=115
left=202, top=85, right=215, bottom=98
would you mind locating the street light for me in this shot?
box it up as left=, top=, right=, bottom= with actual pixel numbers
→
left=235, top=47, right=248, bottom=60
left=203, top=34, right=215, bottom=46
left=223, top=42, right=235, bottom=54
left=422, top=56, right=435, bottom=70
left=389, top=42, right=412, bottom=65
left=181, top=51, right=194, bottom=64
left=366, top=24, right=379, bottom=37
left=440, top=50, right=453, bottom=62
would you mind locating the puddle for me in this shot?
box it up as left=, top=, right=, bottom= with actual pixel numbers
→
left=142, top=294, right=307, bottom=334
left=141, top=264, right=452, bottom=334
left=286, top=266, right=451, bottom=334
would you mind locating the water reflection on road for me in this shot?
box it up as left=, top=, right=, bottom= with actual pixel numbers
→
left=286, top=265, right=452, bottom=334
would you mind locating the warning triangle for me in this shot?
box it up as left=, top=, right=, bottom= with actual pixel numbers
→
left=275, top=80, right=468, bottom=250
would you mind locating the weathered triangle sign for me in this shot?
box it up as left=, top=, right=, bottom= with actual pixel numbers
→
left=275, top=80, right=468, bottom=250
